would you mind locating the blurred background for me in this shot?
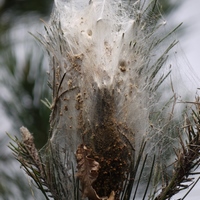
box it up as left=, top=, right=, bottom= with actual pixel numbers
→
left=0, top=0, right=53, bottom=199
left=0, top=0, right=199, bottom=199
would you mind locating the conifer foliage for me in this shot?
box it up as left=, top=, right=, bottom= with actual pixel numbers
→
left=8, top=0, right=200, bottom=199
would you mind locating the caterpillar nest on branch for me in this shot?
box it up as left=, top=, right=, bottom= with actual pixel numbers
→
left=41, top=0, right=186, bottom=199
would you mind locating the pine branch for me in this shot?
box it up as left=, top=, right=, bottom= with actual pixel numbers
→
left=155, top=99, right=200, bottom=200
left=8, top=127, right=52, bottom=199
left=7, top=1, right=200, bottom=200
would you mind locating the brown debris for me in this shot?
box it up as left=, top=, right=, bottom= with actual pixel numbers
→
left=76, top=144, right=102, bottom=200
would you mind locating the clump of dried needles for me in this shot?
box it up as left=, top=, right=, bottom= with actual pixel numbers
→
left=7, top=0, right=200, bottom=200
